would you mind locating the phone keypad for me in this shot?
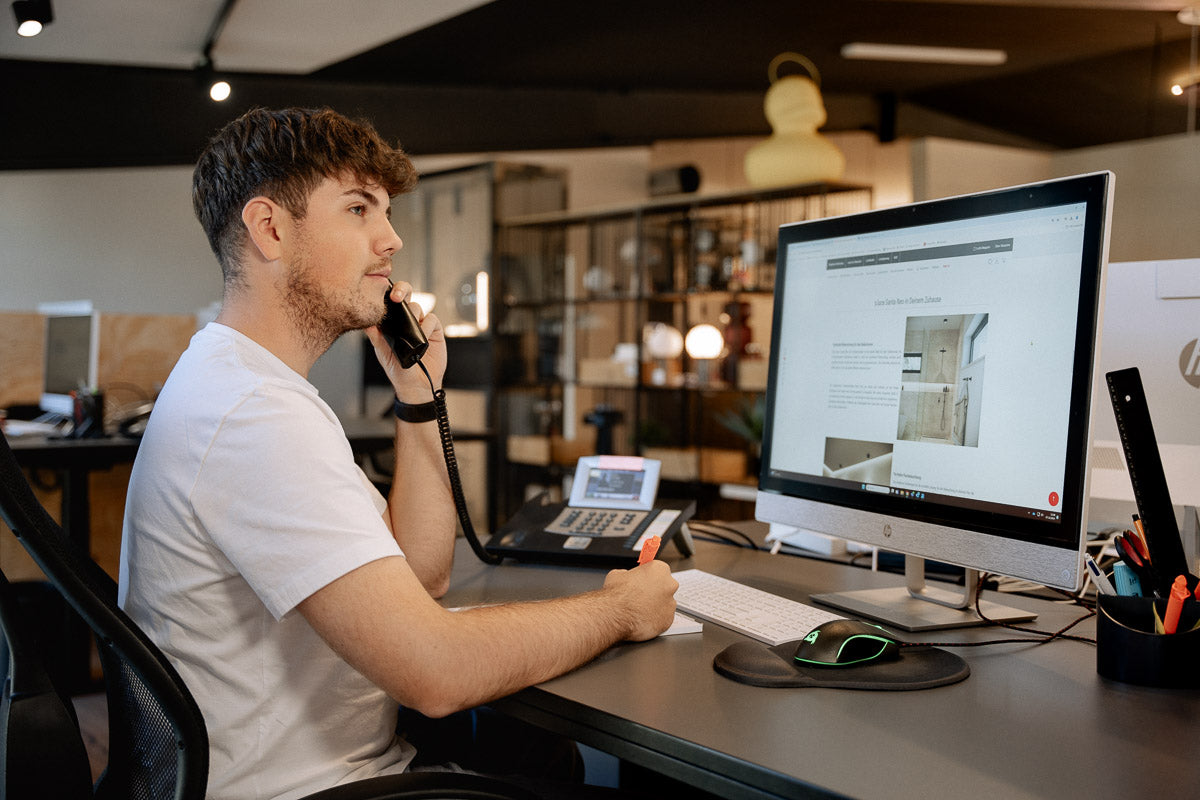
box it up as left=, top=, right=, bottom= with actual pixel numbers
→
left=545, top=508, right=649, bottom=537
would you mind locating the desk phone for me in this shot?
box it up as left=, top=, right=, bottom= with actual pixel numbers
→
left=486, top=456, right=695, bottom=568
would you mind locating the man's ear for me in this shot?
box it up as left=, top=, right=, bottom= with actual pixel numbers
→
left=241, top=196, right=285, bottom=262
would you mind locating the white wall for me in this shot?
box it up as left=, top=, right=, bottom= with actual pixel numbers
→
left=911, top=137, right=1053, bottom=202
left=411, top=147, right=651, bottom=212
left=0, top=166, right=222, bottom=315
left=910, top=134, right=1200, bottom=262
left=648, top=131, right=915, bottom=210
left=1050, top=134, right=1200, bottom=262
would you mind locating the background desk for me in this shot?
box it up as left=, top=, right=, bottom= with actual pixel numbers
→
left=7, top=434, right=139, bottom=553
left=444, top=537, right=1200, bottom=800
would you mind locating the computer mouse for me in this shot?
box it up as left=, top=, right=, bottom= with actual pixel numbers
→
left=793, top=619, right=901, bottom=667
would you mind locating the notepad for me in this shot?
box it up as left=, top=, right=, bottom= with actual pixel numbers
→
left=662, top=612, right=703, bottom=636
left=451, top=605, right=701, bottom=637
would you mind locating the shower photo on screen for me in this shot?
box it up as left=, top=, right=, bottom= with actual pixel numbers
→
left=897, top=313, right=987, bottom=447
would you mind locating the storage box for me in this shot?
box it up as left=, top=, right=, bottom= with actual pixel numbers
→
left=700, top=448, right=749, bottom=483
left=641, top=446, right=748, bottom=483
left=578, top=358, right=637, bottom=386
left=737, top=359, right=769, bottom=390
left=507, top=435, right=551, bottom=466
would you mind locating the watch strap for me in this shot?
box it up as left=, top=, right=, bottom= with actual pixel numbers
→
left=392, top=397, right=438, bottom=423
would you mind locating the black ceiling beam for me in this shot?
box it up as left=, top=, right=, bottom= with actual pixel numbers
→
left=2, top=59, right=790, bottom=170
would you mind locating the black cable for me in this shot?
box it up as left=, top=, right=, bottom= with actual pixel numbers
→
left=688, top=520, right=760, bottom=550
left=970, top=574, right=1096, bottom=645
left=900, top=572, right=1097, bottom=651
left=688, top=531, right=744, bottom=548
left=416, top=361, right=503, bottom=565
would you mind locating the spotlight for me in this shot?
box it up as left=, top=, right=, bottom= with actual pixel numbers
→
left=195, top=58, right=232, bottom=102
left=12, top=0, right=52, bottom=37
left=209, top=79, right=231, bottom=102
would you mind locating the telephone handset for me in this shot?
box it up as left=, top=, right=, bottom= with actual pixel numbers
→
left=380, top=284, right=503, bottom=564
left=381, top=285, right=428, bottom=369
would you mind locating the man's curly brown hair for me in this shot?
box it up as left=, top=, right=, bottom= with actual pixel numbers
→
left=192, top=107, right=418, bottom=286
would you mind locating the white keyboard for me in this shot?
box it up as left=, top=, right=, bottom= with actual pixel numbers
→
left=672, top=568, right=843, bottom=646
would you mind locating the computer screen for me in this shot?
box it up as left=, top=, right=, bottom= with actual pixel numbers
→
left=40, top=304, right=99, bottom=417
left=755, top=172, right=1114, bottom=630
left=1089, top=259, right=1200, bottom=532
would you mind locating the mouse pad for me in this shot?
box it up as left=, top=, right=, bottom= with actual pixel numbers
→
left=713, top=641, right=970, bottom=690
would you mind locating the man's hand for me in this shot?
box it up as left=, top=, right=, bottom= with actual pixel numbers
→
left=364, top=280, right=447, bottom=404
left=603, top=560, right=679, bottom=641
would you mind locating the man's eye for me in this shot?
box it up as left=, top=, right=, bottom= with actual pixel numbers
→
left=351, top=205, right=366, bottom=216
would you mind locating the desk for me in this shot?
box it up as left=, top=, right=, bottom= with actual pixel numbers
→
left=7, top=434, right=139, bottom=552
left=444, top=537, right=1200, bottom=800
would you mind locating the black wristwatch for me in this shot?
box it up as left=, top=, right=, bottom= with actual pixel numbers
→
left=392, top=397, right=438, bottom=423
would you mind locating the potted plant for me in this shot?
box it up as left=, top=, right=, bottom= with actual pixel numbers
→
left=714, top=395, right=765, bottom=476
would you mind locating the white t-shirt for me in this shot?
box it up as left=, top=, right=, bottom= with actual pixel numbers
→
left=119, top=323, right=415, bottom=800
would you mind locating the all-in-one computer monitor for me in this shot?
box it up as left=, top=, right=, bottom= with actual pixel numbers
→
left=39, top=302, right=99, bottom=418
left=755, top=172, right=1114, bottom=630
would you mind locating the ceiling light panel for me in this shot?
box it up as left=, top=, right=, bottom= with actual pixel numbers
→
left=841, top=42, right=1008, bottom=66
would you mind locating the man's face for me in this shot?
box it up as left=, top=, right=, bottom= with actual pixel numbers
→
left=281, top=173, right=402, bottom=348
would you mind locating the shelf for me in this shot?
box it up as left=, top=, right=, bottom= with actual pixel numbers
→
left=497, top=180, right=872, bottom=228
left=493, top=180, right=872, bottom=520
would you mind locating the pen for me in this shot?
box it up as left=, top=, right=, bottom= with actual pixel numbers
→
left=1084, top=554, right=1116, bottom=595
left=1114, top=534, right=1158, bottom=597
left=1131, top=514, right=1148, bottom=551
left=1121, top=529, right=1150, bottom=564
left=637, top=535, right=661, bottom=565
left=1163, top=575, right=1188, bottom=635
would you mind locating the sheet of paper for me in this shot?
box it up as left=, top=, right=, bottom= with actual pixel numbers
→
left=661, top=612, right=702, bottom=637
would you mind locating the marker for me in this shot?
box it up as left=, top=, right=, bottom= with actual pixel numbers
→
left=637, top=535, right=661, bottom=565
left=1163, top=575, right=1188, bottom=635
left=1111, top=562, right=1143, bottom=597
left=1084, top=554, right=1116, bottom=595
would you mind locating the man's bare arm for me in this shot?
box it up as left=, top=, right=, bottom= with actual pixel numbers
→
left=297, top=555, right=677, bottom=718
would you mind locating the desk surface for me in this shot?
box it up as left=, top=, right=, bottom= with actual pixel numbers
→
left=6, top=432, right=140, bottom=468
left=444, top=537, right=1200, bottom=800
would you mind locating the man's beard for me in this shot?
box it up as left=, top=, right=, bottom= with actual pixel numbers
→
left=282, top=251, right=386, bottom=357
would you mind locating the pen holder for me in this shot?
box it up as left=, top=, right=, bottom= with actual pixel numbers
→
left=1096, top=594, right=1200, bottom=689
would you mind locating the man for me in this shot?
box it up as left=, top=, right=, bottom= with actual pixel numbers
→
left=118, top=107, right=678, bottom=800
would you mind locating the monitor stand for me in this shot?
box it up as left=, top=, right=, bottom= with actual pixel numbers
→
left=810, top=556, right=1037, bottom=632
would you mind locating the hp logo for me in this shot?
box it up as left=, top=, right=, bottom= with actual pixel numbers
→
left=1181, top=338, right=1200, bottom=389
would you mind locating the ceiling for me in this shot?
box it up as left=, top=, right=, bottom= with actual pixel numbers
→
left=2, top=0, right=1198, bottom=170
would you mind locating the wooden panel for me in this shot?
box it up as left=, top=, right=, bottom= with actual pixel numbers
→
left=0, top=463, right=131, bottom=582
left=0, top=468, right=59, bottom=582
left=97, top=313, right=194, bottom=424
left=0, top=311, right=45, bottom=408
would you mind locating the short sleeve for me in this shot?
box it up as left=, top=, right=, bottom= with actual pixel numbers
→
left=191, top=383, right=402, bottom=619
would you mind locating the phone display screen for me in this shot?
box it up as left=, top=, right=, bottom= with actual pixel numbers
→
left=567, top=456, right=662, bottom=510
left=581, top=468, right=646, bottom=502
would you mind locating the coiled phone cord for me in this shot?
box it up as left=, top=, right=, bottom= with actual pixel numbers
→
left=417, top=361, right=504, bottom=565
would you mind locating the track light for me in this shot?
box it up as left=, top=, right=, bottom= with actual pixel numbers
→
left=12, top=0, right=52, bottom=37
left=195, top=57, right=232, bottom=102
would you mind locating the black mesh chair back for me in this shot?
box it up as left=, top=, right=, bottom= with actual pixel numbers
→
left=0, top=431, right=208, bottom=799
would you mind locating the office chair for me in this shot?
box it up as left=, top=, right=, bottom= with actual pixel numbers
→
left=0, top=431, right=540, bottom=800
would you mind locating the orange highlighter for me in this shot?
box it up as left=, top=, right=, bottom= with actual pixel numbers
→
left=1163, top=575, right=1189, bottom=634
left=638, top=535, right=662, bottom=565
